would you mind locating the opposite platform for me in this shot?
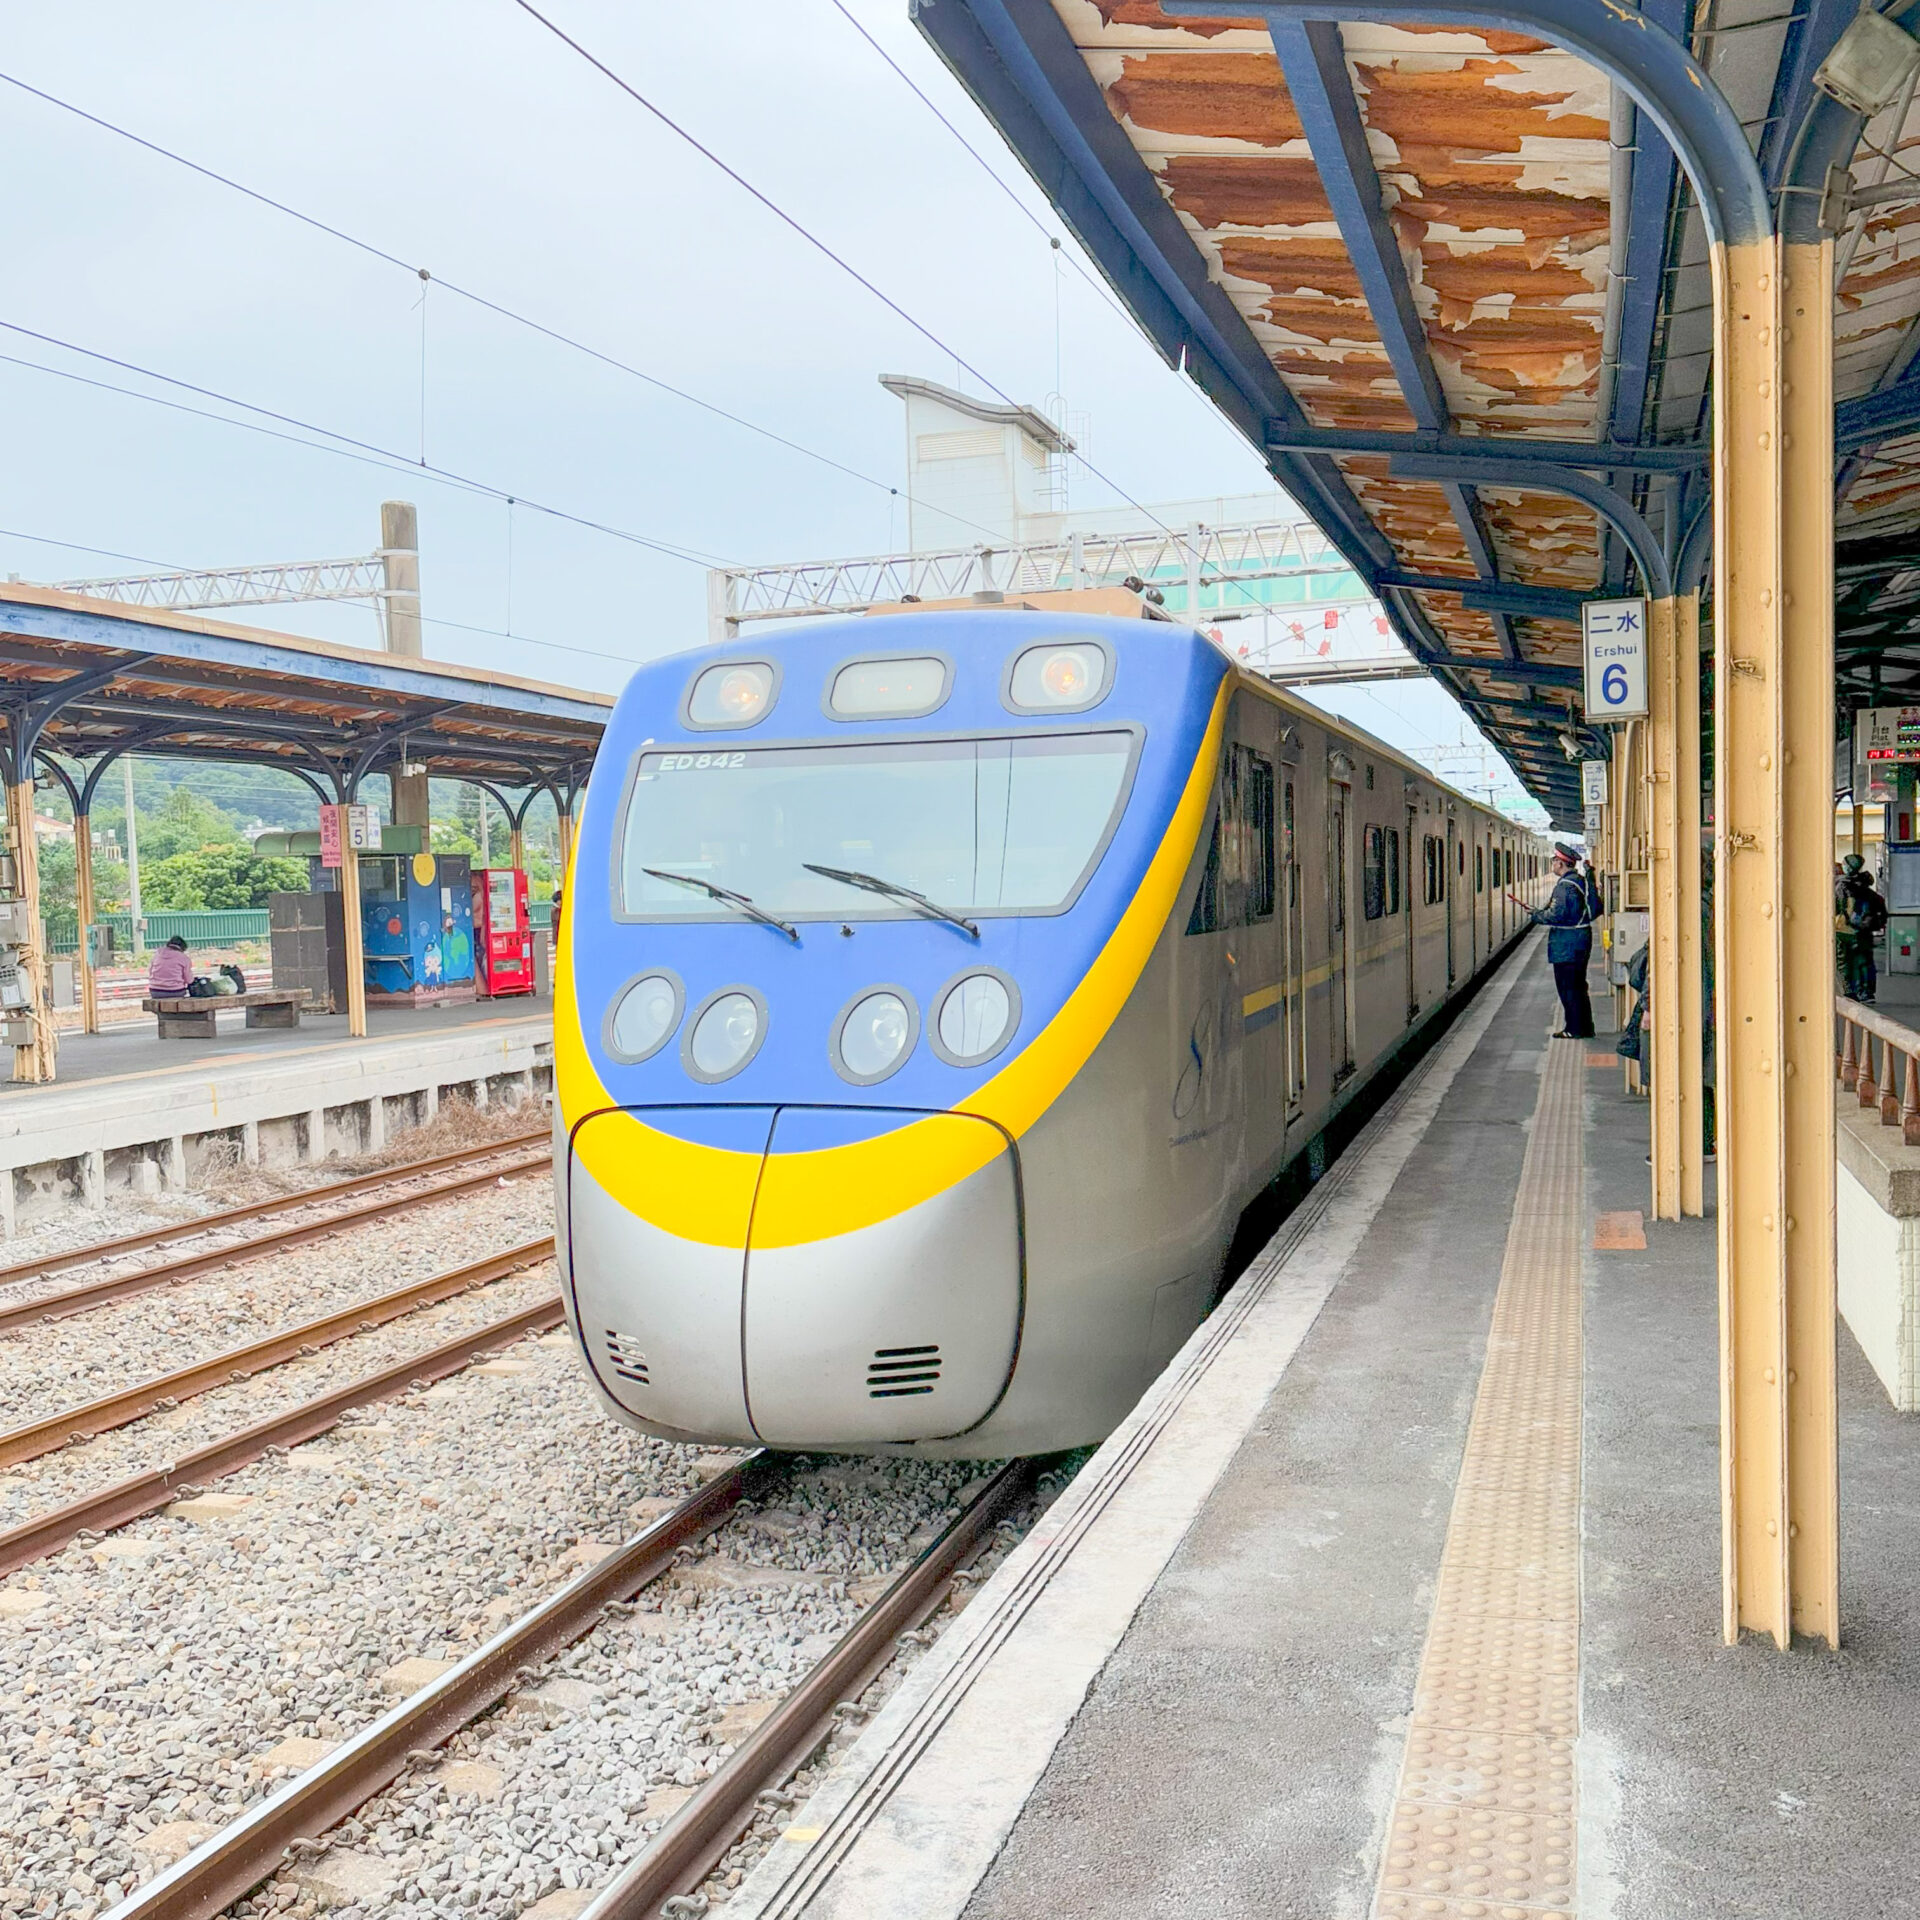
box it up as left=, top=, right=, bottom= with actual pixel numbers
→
left=727, top=941, right=1920, bottom=1920
left=0, top=997, right=553, bottom=1231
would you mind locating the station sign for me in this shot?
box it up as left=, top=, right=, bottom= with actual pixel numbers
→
left=319, top=804, right=379, bottom=868
left=1582, top=597, right=1648, bottom=720
left=1855, top=707, right=1920, bottom=802
left=1581, top=760, right=1609, bottom=807
left=1584, top=804, right=1603, bottom=839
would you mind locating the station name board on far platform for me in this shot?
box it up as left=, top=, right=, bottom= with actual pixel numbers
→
left=1582, top=597, right=1648, bottom=720
left=319, top=803, right=378, bottom=869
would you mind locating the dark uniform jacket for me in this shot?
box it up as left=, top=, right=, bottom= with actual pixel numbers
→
left=1530, top=872, right=1594, bottom=963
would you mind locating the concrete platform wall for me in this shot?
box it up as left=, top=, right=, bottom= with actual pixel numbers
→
left=0, top=1021, right=553, bottom=1234
left=1837, top=1095, right=1920, bottom=1411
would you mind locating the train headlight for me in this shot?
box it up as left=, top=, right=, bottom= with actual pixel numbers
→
left=834, top=988, right=917, bottom=1084
left=685, top=988, right=767, bottom=1081
left=932, top=970, right=1019, bottom=1066
left=1007, top=641, right=1109, bottom=713
left=687, top=660, right=776, bottom=729
left=607, top=970, right=682, bottom=1063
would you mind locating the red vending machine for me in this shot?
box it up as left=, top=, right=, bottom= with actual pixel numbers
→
left=471, top=867, right=534, bottom=997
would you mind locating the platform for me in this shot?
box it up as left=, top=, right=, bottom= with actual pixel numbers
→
left=0, top=992, right=553, bottom=1232
left=730, top=938, right=1920, bottom=1920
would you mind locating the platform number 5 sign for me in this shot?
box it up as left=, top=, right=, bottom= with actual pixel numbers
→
left=1582, top=597, right=1648, bottom=720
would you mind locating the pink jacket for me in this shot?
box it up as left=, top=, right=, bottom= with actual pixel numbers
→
left=148, top=946, right=193, bottom=995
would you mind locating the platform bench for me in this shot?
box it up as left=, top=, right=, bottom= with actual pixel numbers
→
left=141, top=989, right=308, bottom=1039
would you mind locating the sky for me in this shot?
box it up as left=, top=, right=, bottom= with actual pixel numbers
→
left=0, top=1, right=1543, bottom=821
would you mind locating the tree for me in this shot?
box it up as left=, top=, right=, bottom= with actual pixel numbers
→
left=142, top=786, right=243, bottom=863
left=142, top=845, right=308, bottom=910
left=37, top=838, right=76, bottom=917
left=430, top=819, right=480, bottom=858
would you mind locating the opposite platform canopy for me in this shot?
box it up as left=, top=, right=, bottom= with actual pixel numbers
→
left=0, top=585, right=611, bottom=813
left=917, top=0, right=1920, bottom=822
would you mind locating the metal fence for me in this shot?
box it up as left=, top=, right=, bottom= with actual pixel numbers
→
left=42, top=909, right=272, bottom=956
left=47, top=899, right=555, bottom=953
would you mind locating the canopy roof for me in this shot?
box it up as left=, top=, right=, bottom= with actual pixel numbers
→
left=919, top=1, right=1920, bottom=822
left=0, top=586, right=610, bottom=815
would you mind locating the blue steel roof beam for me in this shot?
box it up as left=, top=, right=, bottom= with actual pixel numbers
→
left=1267, top=20, right=1447, bottom=430
left=1836, top=372, right=1920, bottom=455
left=1373, top=573, right=1589, bottom=622
left=1759, top=0, right=1857, bottom=193
left=1605, top=1, right=1687, bottom=456
left=1266, top=21, right=1521, bottom=661
left=1261, top=427, right=1704, bottom=470
left=1389, top=454, right=1674, bottom=601
left=915, top=0, right=1397, bottom=576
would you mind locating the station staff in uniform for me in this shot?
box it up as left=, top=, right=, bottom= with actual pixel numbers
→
left=1527, top=843, right=1597, bottom=1040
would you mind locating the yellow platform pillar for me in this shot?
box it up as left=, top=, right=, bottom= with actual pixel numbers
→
left=1647, top=594, right=1707, bottom=1221
left=1713, top=235, right=1838, bottom=1649
left=73, top=810, right=99, bottom=1036
left=7, top=780, right=56, bottom=1084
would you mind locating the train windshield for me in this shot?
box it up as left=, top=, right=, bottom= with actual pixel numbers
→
left=620, top=730, right=1135, bottom=921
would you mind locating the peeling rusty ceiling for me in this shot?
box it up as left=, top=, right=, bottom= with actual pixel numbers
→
left=922, top=0, right=1920, bottom=817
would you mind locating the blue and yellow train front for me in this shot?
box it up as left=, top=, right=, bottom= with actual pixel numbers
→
left=555, top=611, right=1226, bottom=1454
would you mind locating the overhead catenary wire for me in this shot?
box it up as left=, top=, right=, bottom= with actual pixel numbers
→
left=509, top=0, right=1179, bottom=536
left=0, top=68, right=929, bottom=513
left=823, top=0, right=1155, bottom=344
left=0, top=322, right=730, bottom=567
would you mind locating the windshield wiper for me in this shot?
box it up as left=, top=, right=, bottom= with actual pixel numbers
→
left=642, top=868, right=799, bottom=943
left=803, top=863, right=979, bottom=937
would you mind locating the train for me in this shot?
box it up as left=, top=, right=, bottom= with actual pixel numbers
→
left=553, top=601, right=1547, bottom=1458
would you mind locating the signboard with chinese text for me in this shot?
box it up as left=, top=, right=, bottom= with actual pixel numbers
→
left=319, top=805, right=343, bottom=870
left=346, top=804, right=379, bottom=850
left=1582, top=597, right=1648, bottom=719
left=1581, top=760, right=1609, bottom=806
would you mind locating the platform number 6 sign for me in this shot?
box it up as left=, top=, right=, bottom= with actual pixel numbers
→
left=1582, top=597, right=1649, bottom=721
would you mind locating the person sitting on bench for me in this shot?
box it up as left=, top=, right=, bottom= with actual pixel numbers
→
left=147, top=935, right=193, bottom=996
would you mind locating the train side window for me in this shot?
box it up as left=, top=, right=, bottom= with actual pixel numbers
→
left=1362, top=825, right=1386, bottom=920
left=1387, top=829, right=1402, bottom=914
left=1284, top=782, right=1297, bottom=909
left=1422, top=834, right=1444, bottom=905
left=1186, top=744, right=1275, bottom=933
left=1245, top=750, right=1276, bottom=922
left=1475, top=846, right=1484, bottom=893
left=1457, top=840, right=1466, bottom=876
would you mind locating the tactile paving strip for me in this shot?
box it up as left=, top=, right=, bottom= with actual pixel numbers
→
left=1370, top=1037, right=1585, bottom=1918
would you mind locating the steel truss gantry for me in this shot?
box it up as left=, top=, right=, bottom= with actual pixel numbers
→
left=56, top=557, right=391, bottom=632
left=706, top=518, right=1367, bottom=641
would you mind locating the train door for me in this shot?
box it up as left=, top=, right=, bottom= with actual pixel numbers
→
left=1444, top=818, right=1457, bottom=987
left=1283, top=771, right=1305, bottom=1115
left=1328, top=779, right=1353, bottom=1079
left=1405, top=802, right=1419, bottom=1021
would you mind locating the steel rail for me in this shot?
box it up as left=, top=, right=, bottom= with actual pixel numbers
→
left=0, top=1293, right=565, bottom=1576
left=101, top=1453, right=776, bottom=1920
left=0, top=1152, right=550, bottom=1335
left=0, top=1126, right=549, bottom=1291
left=0, top=1237, right=555, bottom=1469
left=580, top=1458, right=1036, bottom=1919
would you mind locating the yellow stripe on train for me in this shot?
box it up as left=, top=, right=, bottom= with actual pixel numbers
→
left=555, top=683, right=1230, bottom=1249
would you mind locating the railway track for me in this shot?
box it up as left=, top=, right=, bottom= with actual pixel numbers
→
left=99, top=1456, right=1033, bottom=1920
left=0, top=1236, right=555, bottom=1468
left=0, top=1137, right=550, bottom=1333
left=0, top=1288, right=564, bottom=1576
